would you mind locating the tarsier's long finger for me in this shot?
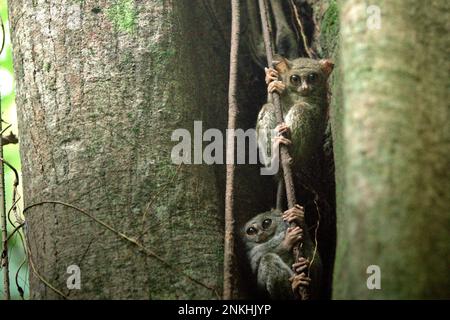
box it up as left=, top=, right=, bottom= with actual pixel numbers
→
left=264, top=67, right=279, bottom=84
left=286, top=227, right=295, bottom=234
left=275, top=124, right=289, bottom=135
left=295, top=266, right=309, bottom=273
left=287, top=226, right=302, bottom=235
left=268, top=81, right=286, bottom=94
left=283, top=213, right=302, bottom=224
left=292, top=211, right=305, bottom=221
left=292, top=275, right=311, bottom=291
left=284, top=205, right=304, bottom=216
left=288, top=226, right=301, bottom=233
left=274, top=123, right=286, bottom=130
left=265, top=76, right=278, bottom=84
left=292, top=279, right=310, bottom=289
left=264, top=67, right=278, bottom=75
left=297, top=279, right=311, bottom=287
left=284, top=208, right=302, bottom=218
left=272, top=136, right=292, bottom=148
left=282, top=210, right=293, bottom=218
left=267, top=82, right=277, bottom=93
left=273, top=83, right=286, bottom=93
left=287, top=234, right=302, bottom=244
left=287, top=231, right=302, bottom=243
left=288, top=229, right=303, bottom=239
left=291, top=206, right=304, bottom=215
left=298, top=274, right=311, bottom=283
left=284, top=206, right=305, bottom=223
left=277, top=137, right=291, bottom=146
left=294, top=265, right=308, bottom=273
left=293, top=258, right=310, bottom=273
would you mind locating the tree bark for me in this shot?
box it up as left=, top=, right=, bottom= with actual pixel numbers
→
left=333, top=0, right=450, bottom=299
left=9, top=0, right=231, bottom=299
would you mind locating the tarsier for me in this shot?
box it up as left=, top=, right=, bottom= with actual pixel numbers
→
left=242, top=205, right=312, bottom=299
left=245, top=56, right=334, bottom=299
left=256, top=55, right=334, bottom=192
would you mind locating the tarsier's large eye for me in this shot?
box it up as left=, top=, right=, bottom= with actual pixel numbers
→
left=307, top=73, right=318, bottom=82
left=246, top=227, right=257, bottom=235
left=290, top=74, right=301, bottom=86
left=262, top=219, right=272, bottom=229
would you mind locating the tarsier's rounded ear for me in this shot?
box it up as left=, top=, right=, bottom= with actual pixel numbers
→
left=320, top=59, right=334, bottom=78
left=272, top=54, right=291, bottom=74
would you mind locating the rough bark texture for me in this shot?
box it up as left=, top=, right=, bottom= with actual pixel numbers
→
left=9, top=0, right=233, bottom=299
left=334, top=0, right=450, bottom=299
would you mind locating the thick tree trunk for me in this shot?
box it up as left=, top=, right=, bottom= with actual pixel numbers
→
left=9, top=0, right=231, bottom=299
left=333, top=0, right=450, bottom=299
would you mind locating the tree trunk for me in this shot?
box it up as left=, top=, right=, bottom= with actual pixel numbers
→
left=9, top=0, right=233, bottom=299
left=333, top=0, right=450, bottom=299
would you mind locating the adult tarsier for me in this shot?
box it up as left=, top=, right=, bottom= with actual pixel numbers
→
left=243, top=56, right=334, bottom=299
left=257, top=55, right=334, bottom=191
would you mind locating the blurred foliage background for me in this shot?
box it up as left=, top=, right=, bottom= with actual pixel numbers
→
left=0, top=0, right=28, bottom=299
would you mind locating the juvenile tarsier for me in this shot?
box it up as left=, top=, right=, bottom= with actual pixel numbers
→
left=242, top=205, right=314, bottom=299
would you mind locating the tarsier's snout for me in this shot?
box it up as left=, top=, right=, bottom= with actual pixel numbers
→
left=297, top=83, right=311, bottom=96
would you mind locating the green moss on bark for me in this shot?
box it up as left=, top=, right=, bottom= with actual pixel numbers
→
left=320, top=0, right=339, bottom=57
left=106, top=0, right=137, bottom=33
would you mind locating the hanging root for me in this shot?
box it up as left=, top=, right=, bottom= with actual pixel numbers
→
left=223, top=0, right=240, bottom=300
left=309, top=193, right=320, bottom=278
left=0, top=15, right=5, bottom=55
left=289, top=0, right=315, bottom=59
left=15, top=258, right=27, bottom=299
left=26, top=242, right=69, bottom=299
